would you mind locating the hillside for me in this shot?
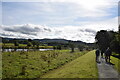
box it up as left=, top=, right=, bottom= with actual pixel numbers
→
left=1, top=37, right=95, bottom=47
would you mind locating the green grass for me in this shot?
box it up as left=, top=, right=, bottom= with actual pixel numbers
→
left=2, top=43, right=53, bottom=49
left=2, top=50, right=87, bottom=78
left=41, top=50, right=98, bottom=78
left=2, top=43, right=26, bottom=48
left=0, top=54, right=2, bottom=79
left=111, top=55, right=120, bottom=73
left=39, top=46, right=53, bottom=49
left=19, top=44, right=27, bottom=47
left=2, top=43, right=14, bottom=46
left=0, top=43, right=2, bottom=46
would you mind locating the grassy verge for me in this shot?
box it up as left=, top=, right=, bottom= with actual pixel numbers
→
left=111, top=55, right=120, bottom=73
left=2, top=50, right=87, bottom=78
left=41, top=50, right=98, bottom=78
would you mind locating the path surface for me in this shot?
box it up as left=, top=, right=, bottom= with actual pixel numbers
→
left=97, top=57, right=119, bottom=79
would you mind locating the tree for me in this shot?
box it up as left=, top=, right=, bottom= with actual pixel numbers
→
left=95, top=30, right=115, bottom=52
left=27, top=42, right=32, bottom=47
left=27, top=39, right=33, bottom=48
left=31, top=41, right=36, bottom=47
left=95, top=30, right=120, bottom=54
left=28, top=39, right=32, bottom=42
left=36, top=42, right=40, bottom=49
left=2, top=38, right=9, bottom=46
left=57, top=45, right=62, bottom=50
left=110, top=32, right=120, bottom=54
left=78, top=45, right=84, bottom=51
left=53, top=46, right=57, bottom=49
left=13, top=39, right=19, bottom=46
left=69, top=41, right=75, bottom=52
left=31, top=40, right=41, bottom=48
left=14, top=41, right=19, bottom=46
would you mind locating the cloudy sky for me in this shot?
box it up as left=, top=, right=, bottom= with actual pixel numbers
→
left=0, top=0, right=119, bottom=43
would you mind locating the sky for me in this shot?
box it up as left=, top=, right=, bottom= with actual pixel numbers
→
left=0, top=0, right=119, bottom=43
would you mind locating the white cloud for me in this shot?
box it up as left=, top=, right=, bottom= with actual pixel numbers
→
left=3, top=0, right=118, bottom=19
left=0, top=17, right=118, bottom=43
left=1, top=0, right=118, bottom=43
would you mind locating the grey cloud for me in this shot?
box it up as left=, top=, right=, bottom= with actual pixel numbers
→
left=4, top=28, right=17, bottom=32
left=43, top=28, right=51, bottom=32
left=85, top=29, right=96, bottom=34
left=5, top=26, right=40, bottom=32
left=0, top=24, right=99, bottom=43
left=19, top=31, right=37, bottom=36
left=3, top=24, right=53, bottom=36
left=79, top=29, right=84, bottom=32
left=76, top=34, right=81, bottom=37
left=0, top=33, right=14, bottom=37
left=54, top=30, right=62, bottom=35
left=3, top=24, right=41, bottom=36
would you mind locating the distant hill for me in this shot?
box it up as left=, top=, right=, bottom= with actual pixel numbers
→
left=36, top=38, right=69, bottom=43
left=1, top=37, right=95, bottom=46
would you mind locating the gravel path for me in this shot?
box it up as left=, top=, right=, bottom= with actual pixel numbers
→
left=97, top=57, right=119, bottom=79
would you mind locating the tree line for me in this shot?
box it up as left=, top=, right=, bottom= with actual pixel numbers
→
left=95, top=30, right=120, bottom=55
left=2, top=37, right=96, bottom=52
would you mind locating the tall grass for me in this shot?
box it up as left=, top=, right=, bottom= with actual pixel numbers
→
left=111, top=55, right=120, bottom=73
left=2, top=43, right=53, bottom=49
left=2, top=50, right=87, bottom=78
left=41, top=50, right=98, bottom=78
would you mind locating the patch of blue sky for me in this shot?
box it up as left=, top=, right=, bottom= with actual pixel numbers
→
left=2, top=2, right=76, bottom=25
left=118, top=2, right=120, bottom=16
left=75, top=7, right=118, bottom=22
left=2, top=2, right=118, bottom=26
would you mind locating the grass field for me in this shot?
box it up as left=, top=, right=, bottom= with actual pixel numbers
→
left=111, top=55, right=120, bottom=73
left=2, top=43, right=15, bottom=46
left=2, top=43, right=53, bottom=49
left=2, top=50, right=87, bottom=78
left=41, top=50, right=98, bottom=78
